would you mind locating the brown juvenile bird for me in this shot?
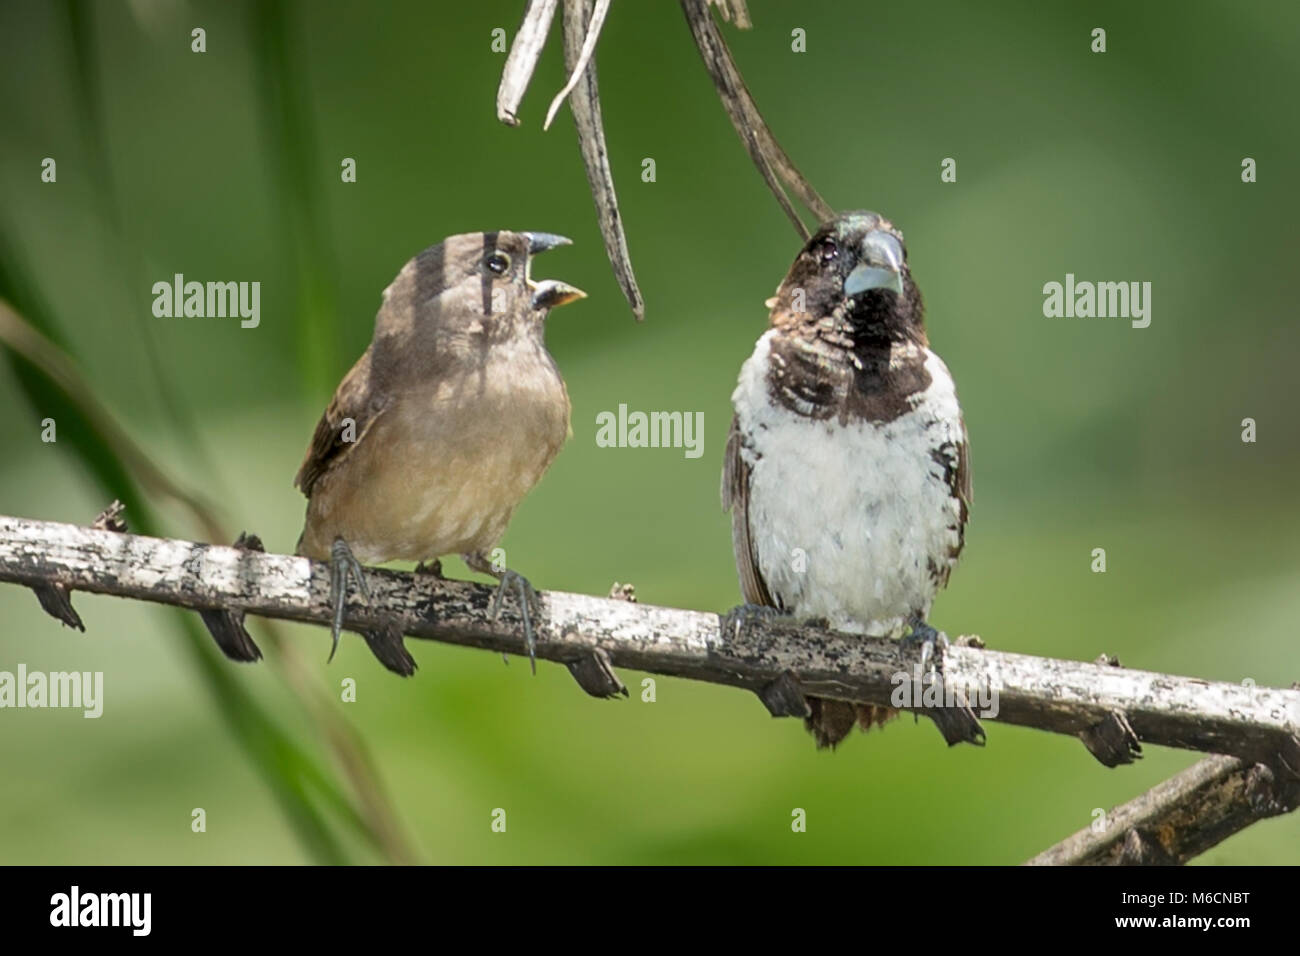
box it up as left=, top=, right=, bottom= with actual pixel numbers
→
left=295, top=230, right=585, bottom=675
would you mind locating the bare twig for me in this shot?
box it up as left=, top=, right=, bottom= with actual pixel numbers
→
left=496, top=0, right=560, bottom=126
left=560, top=0, right=644, bottom=320
left=3, top=515, right=1298, bottom=771
left=543, top=0, right=610, bottom=130
left=705, top=0, right=752, bottom=30
left=680, top=0, right=834, bottom=238
left=494, top=0, right=829, bottom=316
left=1027, top=751, right=1300, bottom=865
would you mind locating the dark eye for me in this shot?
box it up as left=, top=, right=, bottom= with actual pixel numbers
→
left=818, top=239, right=838, bottom=264
left=486, top=252, right=511, bottom=275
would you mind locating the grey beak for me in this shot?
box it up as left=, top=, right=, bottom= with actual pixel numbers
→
left=844, top=230, right=905, bottom=297
left=525, top=232, right=573, bottom=255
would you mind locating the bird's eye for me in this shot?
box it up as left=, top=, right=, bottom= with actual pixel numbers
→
left=486, top=252, right=511, bottom=275
left=818, top=239, right=838, bottom=264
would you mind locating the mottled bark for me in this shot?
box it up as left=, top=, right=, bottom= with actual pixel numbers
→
left=2, top=513, right=1297, bottom=764
left=4, top=512, right=1298, bottom=864
left=1027, top=752, right=1300, bottom=865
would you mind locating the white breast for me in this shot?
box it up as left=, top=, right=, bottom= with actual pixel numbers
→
left=732, top=330, right=966, bottom=636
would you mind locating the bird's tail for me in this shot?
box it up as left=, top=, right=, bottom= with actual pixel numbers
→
left=805, top=697, right=898, bottom=749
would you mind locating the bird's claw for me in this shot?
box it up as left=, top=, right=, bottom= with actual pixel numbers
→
left=491, top=569, right=540, bottom=674
left=901, top=619, right=984, bottom=746
left=329, top=537, right=369, bottom=662
left=901, top=619, right=949, bottom=677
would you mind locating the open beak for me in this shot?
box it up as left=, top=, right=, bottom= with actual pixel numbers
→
left=525, top=232, right=572, bottom=255
left=844, top=229, right=905, bottom=297
left=524, top=232, right=585, bottom=310
left=531, top=279, right=586, bottom=310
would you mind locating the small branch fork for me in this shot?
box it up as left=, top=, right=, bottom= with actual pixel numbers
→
left=2, top=512, right=1298, bottom=864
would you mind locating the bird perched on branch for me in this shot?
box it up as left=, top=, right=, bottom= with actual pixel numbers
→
left=723, top=210, right=979, bottom=747
left=294, top=230, right=585, bottom=675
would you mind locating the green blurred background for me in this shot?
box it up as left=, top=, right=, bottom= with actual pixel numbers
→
left=1, top=0, right=1297, bottom=864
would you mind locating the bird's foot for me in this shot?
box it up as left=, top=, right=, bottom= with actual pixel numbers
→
left=465, top=553, right=541, bottom=673
left=901, top=618, right=985, bottom=746
left=329, top=536, right=370, bottom=663
left=901, top=619, right=949, bottom=678
left=492, top=569, right=540, bottom=673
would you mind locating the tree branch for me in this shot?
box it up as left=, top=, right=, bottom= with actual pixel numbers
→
left=496, top=0, right=561, bottom=126
left=559, top=0, right=644, bottom=321
left=3, top=513, right=1298, bottom=766
left=1027, top=751, right=1300, bottom=865
left=6, top=512, right=1298, bottom=863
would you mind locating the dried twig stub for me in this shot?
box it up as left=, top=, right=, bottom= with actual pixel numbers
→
left=92, top=500, right=127, bottom=532
left=496, top=0, right=560, bottom=126
left=198, top=531, right=265, bottom=662
left=561, top=0, right=645, bottom=321
left=31, top=582, right=84, bottom=631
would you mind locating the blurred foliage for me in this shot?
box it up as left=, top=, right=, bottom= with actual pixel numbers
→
left=0, top=0, right=1297, bottom=864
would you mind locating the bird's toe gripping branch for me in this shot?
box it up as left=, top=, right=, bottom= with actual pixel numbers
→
left=463, top=552, right=626, bottom=696
left=328, top=537, right=415, bottom=677
left=489, top=568, right=540, bottom=668
left=903, top=620, right=986, bottom=747
left=329, top=536, right=369, bottom=662
left=462, top=553, right=543, bottom=673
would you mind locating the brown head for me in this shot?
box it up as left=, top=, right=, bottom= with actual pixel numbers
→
left=368, top=230, right=584, bottom=385
left=768, top=211, right=926, bottom=350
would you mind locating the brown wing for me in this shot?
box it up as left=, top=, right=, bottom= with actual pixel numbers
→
left=957, top=420, right=973, bottom=516
left=294, top=349, right=387, bottom=498
left=954, top=418, right=972, bottom=539
left=722, top=414, right=777, bottom=608
left=933, top=417, right=973, bottom=588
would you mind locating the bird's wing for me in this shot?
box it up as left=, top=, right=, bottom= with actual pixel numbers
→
left=933, top=416, right=973, bottom=588
left=957, top=418, right=973, bottom=514
left=722, top=414, right=777, bottom=607
left=294, top=349, right=387, bottom=498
